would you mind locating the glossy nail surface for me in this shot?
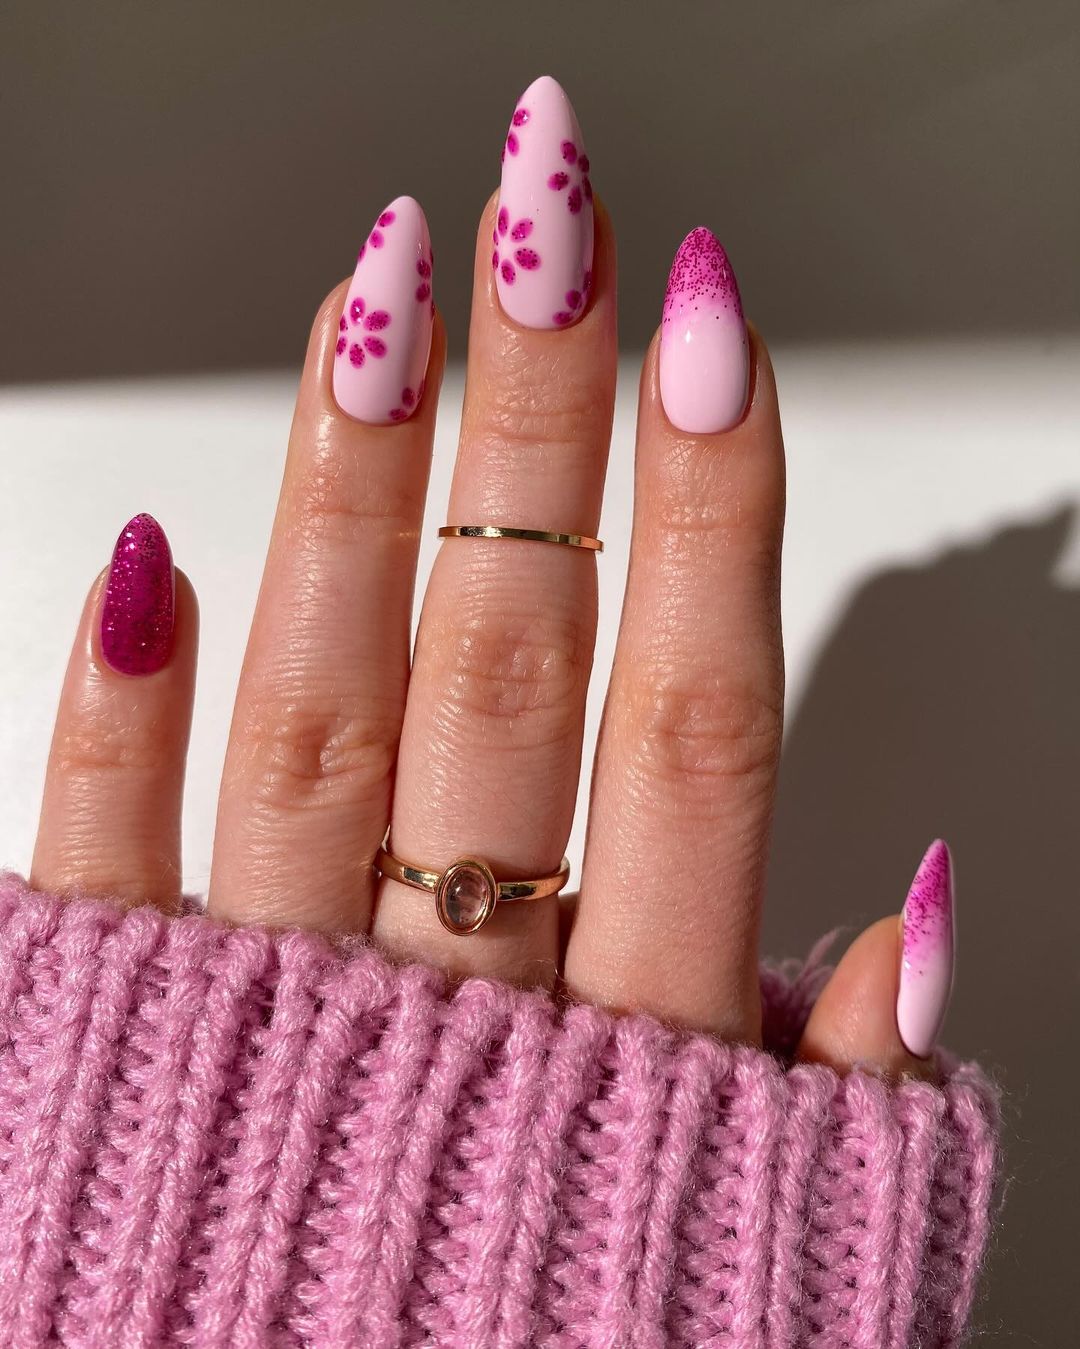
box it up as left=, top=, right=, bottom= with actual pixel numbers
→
left=494, top=75, right=594, bottom=330
left=101, top=514, right=175, bottom=676
left=333, top=195, right=434, bottom=425
left=660, top=227, right=749, bottom=434
left=897, top=839, right=956, bottom=1058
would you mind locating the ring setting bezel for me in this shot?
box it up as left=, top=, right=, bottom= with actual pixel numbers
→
left=435, top=857, right=498, bottom=935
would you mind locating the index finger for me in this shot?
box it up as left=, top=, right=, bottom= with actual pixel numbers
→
left=209, top=197, right=442, bottom=932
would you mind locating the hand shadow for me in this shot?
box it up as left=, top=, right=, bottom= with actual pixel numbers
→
left=765, top=503, right=1079, bottom=1344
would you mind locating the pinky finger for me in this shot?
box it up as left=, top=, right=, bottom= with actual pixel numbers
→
left=31, top=515, right=197, bottom=909
left=796, top=841, right=955, bottom=1079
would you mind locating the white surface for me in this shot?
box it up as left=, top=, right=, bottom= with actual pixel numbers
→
left=1, top=338, right=1078, bottom=892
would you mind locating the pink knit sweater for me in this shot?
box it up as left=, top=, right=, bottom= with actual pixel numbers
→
left=0, top=875, right=996, bottom=1348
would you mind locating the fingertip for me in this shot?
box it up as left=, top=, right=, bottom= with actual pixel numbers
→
left=796, top=916, right=932, bottom=1081
left=428, top=307, right=449, bottom=375
left=173, top=565, right=197, bottom=604
left=312, top=278, right=353, bottom=355
left=171, top=567, right=200, bottom=662
left=744, top=323, right=781, bottom=425
left=589, top=192, right=617, bottom=280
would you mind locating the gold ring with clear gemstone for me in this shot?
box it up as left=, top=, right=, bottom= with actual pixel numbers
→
left=374, top=844, right=571, bottom=935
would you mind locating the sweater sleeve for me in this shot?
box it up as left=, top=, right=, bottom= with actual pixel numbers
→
left=0, top=875, right=997, bottom=1348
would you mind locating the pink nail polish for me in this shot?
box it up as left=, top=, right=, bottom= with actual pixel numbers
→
left=100, top=514, right=175, bottom=676
left=659, top=227, right=749, bottom=434
left=494, top=75, right=594, bottom=330
left=333, top=195, right=434, bottom=425
left=897, top=839, right=956, bottom=1058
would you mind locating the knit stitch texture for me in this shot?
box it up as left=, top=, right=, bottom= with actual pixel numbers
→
left=0, top=875, right=997, bottom=1348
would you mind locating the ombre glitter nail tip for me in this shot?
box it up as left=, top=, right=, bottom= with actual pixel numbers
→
left=659, top=226, right=749, bottom=435
left=896, top=839, right=956, bottom=1059
left=100, top=514, right=175, bottom=676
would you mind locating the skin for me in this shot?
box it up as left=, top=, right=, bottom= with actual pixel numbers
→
left=29, top=193, right=931, bottom=1082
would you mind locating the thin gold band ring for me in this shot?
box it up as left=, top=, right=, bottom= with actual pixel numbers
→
left=438, top=524, right=603, bottom=552
left=375, top=846, right=571, bottom=935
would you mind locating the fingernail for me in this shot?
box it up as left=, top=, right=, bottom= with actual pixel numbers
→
left=494, top=74, right=594, bottom=330
left=101, top=514, right=175, bottom=676
left=897, top=839, right=956, bottom=1058
left=659, top=227, right=749, bottom=434
left=333, top=195, right=434, bottom=425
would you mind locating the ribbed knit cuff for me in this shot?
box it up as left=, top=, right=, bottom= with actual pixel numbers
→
left=0, top=875, right=997, bottom=1348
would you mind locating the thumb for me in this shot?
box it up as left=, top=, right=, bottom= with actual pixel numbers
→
left=796, top=840, right=955, bottom=1080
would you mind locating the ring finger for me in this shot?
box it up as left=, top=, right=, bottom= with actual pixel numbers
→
left=567, top=230, right=786, bottom=1038
left=372, top=78, right=615, bottom=983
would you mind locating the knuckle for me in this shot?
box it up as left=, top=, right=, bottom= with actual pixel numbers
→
left=292, top=450, right=419, bottom=549
left=52, top=719, right=169, bottom=778
left=623, top=671, right=783, bottom=789
left=471, top=344, right=609, bottom=463
left=423, top=599, right=593, bottom=744
left=241, top=693, right=399, bottom=810
left=651, top=440, right=784, bottom=552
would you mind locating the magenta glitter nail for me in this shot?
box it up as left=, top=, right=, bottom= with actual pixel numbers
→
left=100, top=514, right=175, bottom=676
left=896, top=839, right=956, bottom=1058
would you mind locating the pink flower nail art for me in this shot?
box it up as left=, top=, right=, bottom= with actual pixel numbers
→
left=333, top=196, right=434, bottom=426
left=492, top=208, right=542, bottom=286
left=547, top=141, right=591, bottom=214
left=494, top=76, right=594, bottom=331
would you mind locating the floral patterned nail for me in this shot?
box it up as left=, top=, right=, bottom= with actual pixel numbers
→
left=494, top=76, right=594, bottom=331
left=333, top=196, right=434, bottom=425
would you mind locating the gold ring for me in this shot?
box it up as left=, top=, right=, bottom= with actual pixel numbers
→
left=375, top=844, right=570, bottom=935
left=438, top=525, right=603, bottom=553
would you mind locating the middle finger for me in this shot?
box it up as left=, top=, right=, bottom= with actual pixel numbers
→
left=372, top=77, right=615, bottom=983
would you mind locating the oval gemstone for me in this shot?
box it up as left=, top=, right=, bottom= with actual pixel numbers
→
left=437, top=862, right=495, bottom=934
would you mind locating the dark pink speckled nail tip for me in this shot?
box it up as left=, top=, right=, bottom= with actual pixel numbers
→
left=101, top=514, right=175, bottom=676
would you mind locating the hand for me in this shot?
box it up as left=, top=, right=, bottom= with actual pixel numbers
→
left=28, top=77, right=953, bottom=1078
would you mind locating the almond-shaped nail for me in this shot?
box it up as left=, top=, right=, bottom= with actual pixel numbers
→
left=494, top=75, right=594, bottom=330
left=660, top=227, right=749, bottom=434
left=897, top=839, right=956, bottom=1058
left=333, top=195, right=434, bottom=425
left=101, top=514, right=175, bottom=676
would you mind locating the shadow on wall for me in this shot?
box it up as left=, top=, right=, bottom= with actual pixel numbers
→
left=766, top=504, right=1079, bottom=1345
